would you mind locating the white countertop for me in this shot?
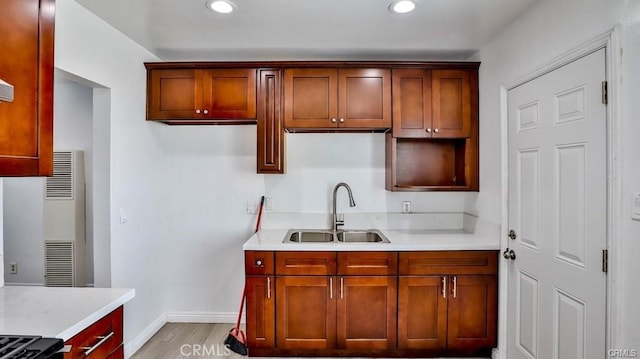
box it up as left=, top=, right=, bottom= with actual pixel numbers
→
left=243, top=228, right=500, bottom=251
left=0, top=286, right=135, bottom=341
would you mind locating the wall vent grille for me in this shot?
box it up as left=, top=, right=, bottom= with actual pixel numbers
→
left=44, top=240, right=74, bottom=287
left=45, top=152, right=73, bottom=199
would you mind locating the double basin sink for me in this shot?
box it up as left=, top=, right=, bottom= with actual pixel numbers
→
left=284, top=229, right=390, bottom=243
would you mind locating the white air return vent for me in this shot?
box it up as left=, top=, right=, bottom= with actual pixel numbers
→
left=44, top=151, right=86, bottom=287
left=45, top=152, right=73, bottom=199
left=44, top=240, right=74, bottom=287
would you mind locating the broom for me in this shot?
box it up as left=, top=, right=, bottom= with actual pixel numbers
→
left=224, top=196, right=265, bottom=355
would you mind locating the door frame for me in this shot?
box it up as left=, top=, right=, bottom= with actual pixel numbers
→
left=496, top=26, right=623, bottom=359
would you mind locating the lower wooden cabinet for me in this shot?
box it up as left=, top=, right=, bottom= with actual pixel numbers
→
left=64, top=306, right=123, bottom=359
left=398, top=276, right=448, bottom=349
left=246, top=275, right=275, bottom=349
left=447, top=275, right=497, bottom=350
left=244, top=250, right=497, bottom=357
left=275, top=275, right=336, bottom=350
left=338, top=276, right=397, bottom=350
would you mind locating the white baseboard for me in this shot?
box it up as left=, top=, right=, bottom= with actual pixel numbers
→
left=4, top=282, right=45, bottom=286
left=124, top=312, right=167, bottom=359
left=166, top=311, right=244, bottom=324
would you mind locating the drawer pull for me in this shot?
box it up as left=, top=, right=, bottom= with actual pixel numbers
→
left=340, top=277, right=344, bottom=299
left=453, top=276, right=457, bottom=298
left=267, top=277, right=271, bottom=298
left=329, top=277, right=333, bottom=299
left=81, top=331, right=114, bottom=356
left=442, top=276, right=446, bottom=299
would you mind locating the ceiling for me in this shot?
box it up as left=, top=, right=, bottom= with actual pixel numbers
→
left=74, top=0, right=539, bottom=61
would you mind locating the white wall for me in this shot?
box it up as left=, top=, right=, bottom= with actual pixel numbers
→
left=54, top=0, right=165, bottom=351
left=160, top=128, right=466, bottom=313
left=470, top=0, right=640, bottom=350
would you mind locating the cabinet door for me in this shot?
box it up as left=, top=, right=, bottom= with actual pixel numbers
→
left=337, top=276, right=397, bottom=350
left=447, top=275, right=497, bottom=350
left=398, top=276, right=448, bottom=349
left=276, top=276, right=336, bottom=350
left=246, top=276, right=275, bottom=349
left=338, top=69, right=391, bottom=129
left=432, top=69, right=472, bottom=138
left=202, top=69, right=256, bottom=119
left=257, top=69, right=285, bottom=173
left=284, top=68, right=338, bottom=129
left=391, top=69, right=432, bottom=137
left=0, top=0, right=54, bottom=176
left=147, top=69, right=202, bottom=120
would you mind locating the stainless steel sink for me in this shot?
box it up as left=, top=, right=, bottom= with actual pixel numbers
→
left=336, top=229, right=390, bottom=243
left=285, top=229, right=335, bottom=243
left=283, top=229, right=390, bottom=243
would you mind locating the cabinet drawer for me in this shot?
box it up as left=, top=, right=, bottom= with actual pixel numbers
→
left=399, top=251, right=498, bottom=275
left=245, top=251, right=275, bottom=275
left=276, top=251, right=336, bottom=275
left=65, top=306, right=123, bottom=359
left=337, top=252, right=398, bottom=275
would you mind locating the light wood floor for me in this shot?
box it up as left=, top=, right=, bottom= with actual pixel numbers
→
left=131, top=323, right=247, bottom=359
left=131, top=323, right=490, bottom=359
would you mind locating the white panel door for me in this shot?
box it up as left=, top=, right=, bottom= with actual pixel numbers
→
left=507, top=49, right=607, bottom=359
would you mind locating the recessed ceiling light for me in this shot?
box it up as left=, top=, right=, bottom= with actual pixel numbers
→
left=206, top=0, right=236, bottom=14
left=389, top=0, right=416, bottom=14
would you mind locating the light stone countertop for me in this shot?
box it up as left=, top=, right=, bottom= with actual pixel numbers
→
left=243, top=228, right=500, bottom=251
left=0, top=286, right=135, bottom=341
left=243, top=212, right=501, bottom=251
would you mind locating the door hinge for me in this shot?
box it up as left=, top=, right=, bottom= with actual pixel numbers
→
left=602, top=249, right=608, bottom=273
left=602, top=81, right=608, bottom=105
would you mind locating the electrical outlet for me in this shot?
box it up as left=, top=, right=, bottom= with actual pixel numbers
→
left=246, top=201, right=258, bottom=214
left=402, top=201, right=411, bottom=213
left=9, top=262, right=17, bottom=274
left=265, top=197, right=273, bottom=211
left=632, top=193, right=640, bottom=221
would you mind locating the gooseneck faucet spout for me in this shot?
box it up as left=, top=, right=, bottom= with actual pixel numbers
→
left=332, top=182, right=356, bottom=232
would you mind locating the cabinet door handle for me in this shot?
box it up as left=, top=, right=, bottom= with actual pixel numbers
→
left=339, top=118, right=345, bottom=123
left=426, top=128, right=432, bottom=133
left=329, top=277, right=333, bottom=299
left=453, top=276, right=457, bottom=298
left=267, top=277, right=271, bottom=299
left=331, top=118, right=337, bottom=123
left=442, top=276, right=447, bottom=299
left=195, top=109, right=201, bottom=114
left=434, top=128, right=439, bottom=133
left=340, top=277, right=344, bottom=299
left=203, top=109, right=209, bottom=115
left=80, top=331, right=114, bottom=356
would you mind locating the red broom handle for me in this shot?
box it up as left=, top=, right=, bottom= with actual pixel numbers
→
left=255, top=196, right=265, bottom=233
left=234, top=284, right=246, bottom=331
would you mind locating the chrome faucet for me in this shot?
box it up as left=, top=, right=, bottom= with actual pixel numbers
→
left=332, top=182, right=356, bottom=232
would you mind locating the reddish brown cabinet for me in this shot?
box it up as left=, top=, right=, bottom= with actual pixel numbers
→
left=392, top=69, right=472, bottom=138
left=284, top=68, right=391, bottom=130
left=387, top=66, right=478, bottom=192
left=146, top=67, right=256, bottom=124
left=0, top=0, right=54, bottom=176
left=245, top=251, right=275, bottom=349
left=397, top=251, right=498, bottom=355
left=257, top=69, right=285, bottom=173
left=245, top=249, right=497, bottom=357
left=64, top=306, right=123, bottom=359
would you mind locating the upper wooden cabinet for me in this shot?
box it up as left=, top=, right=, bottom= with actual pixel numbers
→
left=146, top=68, right=256, bottom=124
left=284, top=68, right=391, bottom=130
left=392, top=69, right=473, bottom=138
left=0, top=0, right=55, bottom=176
left=257, top=69, right=285, bottom=174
